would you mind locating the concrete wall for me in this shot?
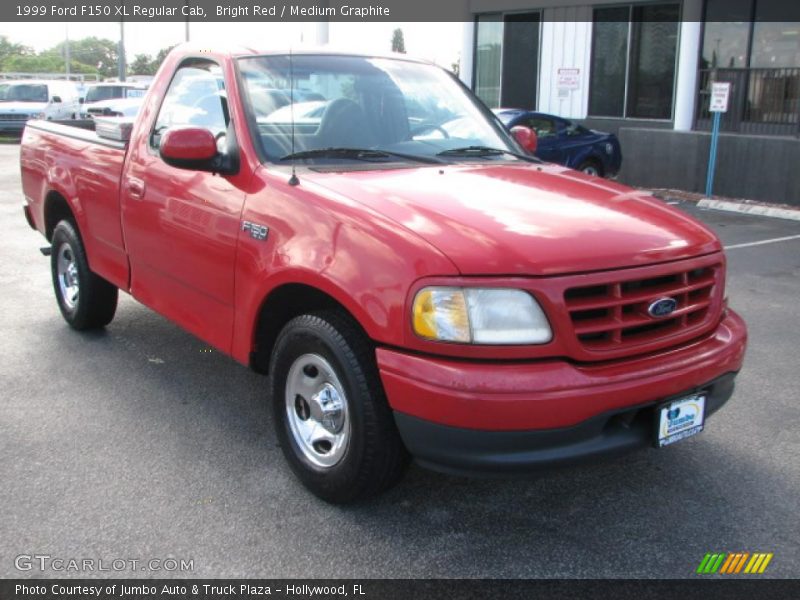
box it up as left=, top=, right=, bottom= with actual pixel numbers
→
left=616, top=128, right=800, bottom=206
left=581, top=118, right=673, bottom=137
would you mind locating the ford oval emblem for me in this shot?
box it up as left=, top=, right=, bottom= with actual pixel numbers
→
left=648, top=297, right=678, bottom=318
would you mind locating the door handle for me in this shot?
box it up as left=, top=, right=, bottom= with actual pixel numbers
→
left=126, top=177, right=145, bottom=199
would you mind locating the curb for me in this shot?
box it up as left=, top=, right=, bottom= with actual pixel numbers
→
left=697, top=199, right=800, bottom=222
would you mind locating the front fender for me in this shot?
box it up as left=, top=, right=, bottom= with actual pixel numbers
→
left=565, top=145, right=598, bottom=170
left=229, top=166, right=459, bottom=365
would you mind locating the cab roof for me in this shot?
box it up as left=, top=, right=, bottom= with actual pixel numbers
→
left=170, top=42, right=433, bottom=65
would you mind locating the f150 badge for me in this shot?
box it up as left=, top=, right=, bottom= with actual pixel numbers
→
left=242, top=221, right=269, bottom=241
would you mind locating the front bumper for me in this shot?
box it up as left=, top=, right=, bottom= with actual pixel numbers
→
left=0, top=120, right=28, bottom=133
left=378, top=309, right=746, bottom=474
left=394, top=372, right=736, bottom=475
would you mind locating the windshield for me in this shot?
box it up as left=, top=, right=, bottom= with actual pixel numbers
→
left=0, top=83, right=48, bottom=103
left=238, top=54, right=519, bottom=165
left=85, top=85, right=126, bottom=103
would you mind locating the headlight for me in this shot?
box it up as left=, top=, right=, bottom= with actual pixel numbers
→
left=412, top=287, right=552, bottom=345
left=32, top=113, right=45, bottom=120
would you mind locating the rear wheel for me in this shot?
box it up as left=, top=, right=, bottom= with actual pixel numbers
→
left=51, top=220, right=118, bottom=330
left=578, top=160, right=603, bottom=177
left=269, top=310, right=409, bottom=503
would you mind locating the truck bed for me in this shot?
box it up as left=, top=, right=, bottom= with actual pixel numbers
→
left=21, top=118, right=130, bottom=290
left=24, top=118, right=130, bottom=149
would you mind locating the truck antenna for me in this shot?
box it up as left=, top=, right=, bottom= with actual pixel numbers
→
left=287, top=48, right=299, bottom=186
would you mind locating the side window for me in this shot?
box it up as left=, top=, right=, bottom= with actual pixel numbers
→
left=565, top=123, right=589, bottom=137
left=525, top=117, right=557, bottom=138
left=151, top=59, right=227, bottom=149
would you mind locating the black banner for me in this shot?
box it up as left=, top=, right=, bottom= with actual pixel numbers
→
left=2, top=580, right=800, bottom=600
left=6, top=1, right=459, bottom=22
left=3, top=0, right=800, bottom=22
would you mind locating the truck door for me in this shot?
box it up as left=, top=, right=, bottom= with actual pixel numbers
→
left=121, top=58, right=245, bottom=352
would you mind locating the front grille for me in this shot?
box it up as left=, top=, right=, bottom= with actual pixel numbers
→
left=88, top=109, right=123, bottom=118
left=564, top=262, right=721, bottom=352
left=0, top=113, right=29, bottom=121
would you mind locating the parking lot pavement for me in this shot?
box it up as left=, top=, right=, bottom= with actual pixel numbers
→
left=1, top=143, right=799, bottom=579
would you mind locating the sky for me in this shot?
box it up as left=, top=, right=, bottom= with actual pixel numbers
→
left=0, top=21, right=464, bottom=68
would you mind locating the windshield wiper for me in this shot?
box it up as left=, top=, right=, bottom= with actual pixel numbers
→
left=280, top=147, right=443, bottom=164
left=436, top=145, right=540, bottom=163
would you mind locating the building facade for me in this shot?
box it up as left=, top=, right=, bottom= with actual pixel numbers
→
left=459, top=0, right=800, bottom=204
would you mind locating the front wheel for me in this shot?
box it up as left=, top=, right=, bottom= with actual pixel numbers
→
left=269, top=311, right=409, bottom=503
left=51, top=220, right=118, bottom=330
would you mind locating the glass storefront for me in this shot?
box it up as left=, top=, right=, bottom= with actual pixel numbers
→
left=699, top=0, right=800, bottom=132
left=588, top=3, right=680, bottom=120
left=474, top=13, right=540, bottom=109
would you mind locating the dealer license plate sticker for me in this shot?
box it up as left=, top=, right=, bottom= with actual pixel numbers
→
left=657, top=394, right=706, bottom=447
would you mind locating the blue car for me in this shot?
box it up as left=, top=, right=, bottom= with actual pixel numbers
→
left=494, top=109, right=622, bottom=178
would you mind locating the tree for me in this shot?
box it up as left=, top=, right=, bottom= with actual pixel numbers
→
left=49, top=37, right=119, bottom=78
left=2, top=53, right=96, bottom=75
left=150, top=45, right=176, bottom=74
left=130, top=53, right=155, bottom=76
left=391, top=28, right=406, bottom=54
left=0, top=35, right=33, bottom=70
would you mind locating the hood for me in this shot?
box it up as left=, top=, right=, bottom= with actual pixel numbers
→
left=0, top=101, right=47, bottom=113
left=85, top=97, right=142, bottom=115
left=304, top=162, right=721, bottom=276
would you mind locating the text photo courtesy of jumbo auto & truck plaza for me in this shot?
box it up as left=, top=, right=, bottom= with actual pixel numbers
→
left=2, top=0, right=800, bottom=598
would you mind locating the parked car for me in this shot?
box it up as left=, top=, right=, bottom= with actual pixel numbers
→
left=82, top=97, right=143, bottom=119
left=0, top=80, right=80, bottom=133
left=494, top=109, right=622, bottom=177
left=20, top=45, right=746, bottom=504
left=79, top=82, right=148, bottom=118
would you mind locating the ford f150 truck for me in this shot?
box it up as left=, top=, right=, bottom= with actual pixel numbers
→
left=20, top=45, right=747, bottom=503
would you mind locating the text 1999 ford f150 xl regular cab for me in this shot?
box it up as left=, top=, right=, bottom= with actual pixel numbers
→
left=20, top=46, right=747, bottom=503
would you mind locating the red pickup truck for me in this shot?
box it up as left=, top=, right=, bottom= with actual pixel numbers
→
left=20, top=46, right=747, bottom=503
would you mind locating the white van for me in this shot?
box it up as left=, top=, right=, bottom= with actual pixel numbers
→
left=0, top=80, right=81, bottom=133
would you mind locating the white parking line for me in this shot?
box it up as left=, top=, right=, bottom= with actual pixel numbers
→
left=724, top=234, right=800, bottom=250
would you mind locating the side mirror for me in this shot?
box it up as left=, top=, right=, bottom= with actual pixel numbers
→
left=159, top=127, right=219, bottom=171
left=51, top=96, right=62, bottom=104
left=511, top=125, right=537, bottom=154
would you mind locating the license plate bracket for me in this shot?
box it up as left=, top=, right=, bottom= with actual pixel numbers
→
left=655, top=393, right=707, bottom=447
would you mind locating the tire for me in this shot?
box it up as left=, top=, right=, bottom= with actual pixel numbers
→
left=578, top=160, right=603, bottom=177
left=51, top=220, right=118, bottom=330
left=269, top=310, right=409, bottom=503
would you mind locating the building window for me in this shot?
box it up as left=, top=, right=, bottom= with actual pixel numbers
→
left=588, top=3, right=680, bottom=120
left=475, top=14, right=503, bottom=109
left=698, top=0, right=800, bottom=134
left=588, top=8, right=628, bottom=118
left=701, top=0, right=751, bottom=68
left=474, top=12, right=540, bottom=109
left=702, top=0, right=800, bottom=69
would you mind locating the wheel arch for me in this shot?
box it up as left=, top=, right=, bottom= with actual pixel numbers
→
left=249, top=281, right=372, bottom=374
left=43, top=189, right=78, bottom=242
